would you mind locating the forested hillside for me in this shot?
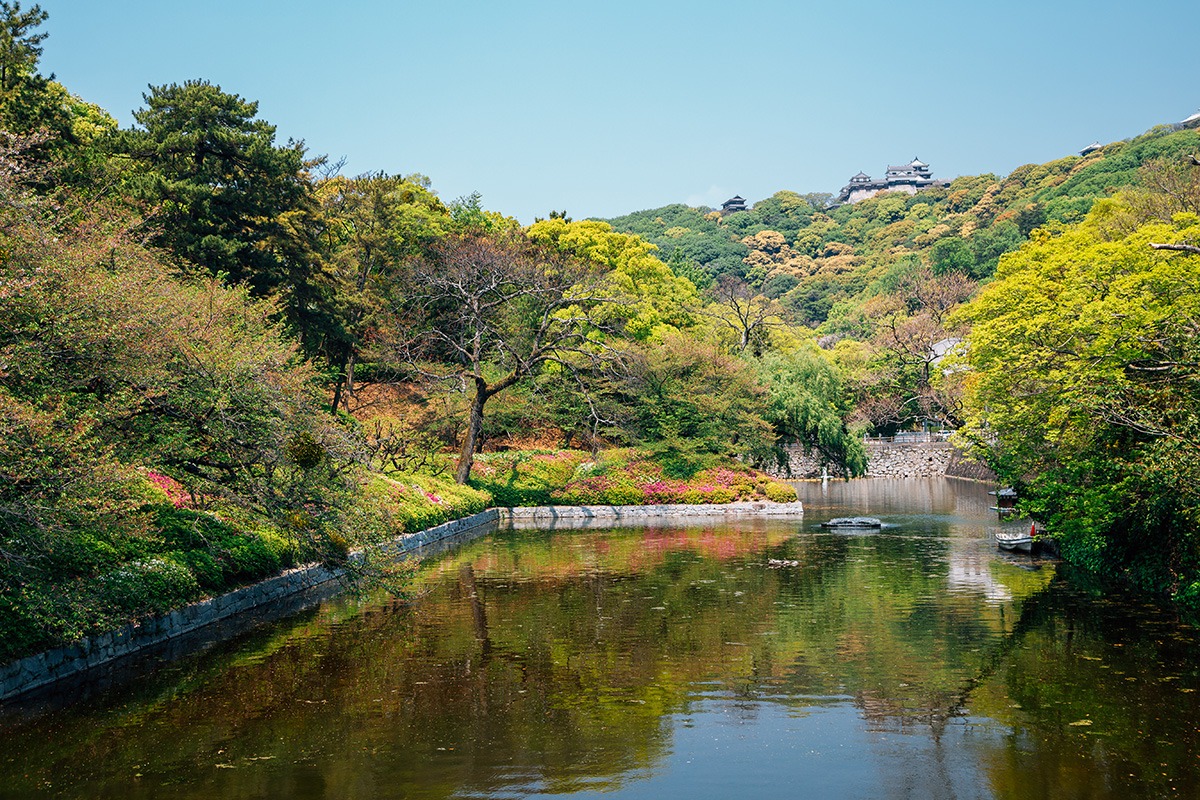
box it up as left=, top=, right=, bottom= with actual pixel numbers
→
left=605, top=126, right=1200, bottom=431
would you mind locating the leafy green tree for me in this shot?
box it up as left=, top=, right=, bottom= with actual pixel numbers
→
left=1014, top=202, right=1047, bottom=236
left=959, top=197, right=1200, bottom=602
left=319, top=171, right=449, bottom=409
left=756, top=348, right=866, bottom=477
left=968, top=220, right=1023, bottom=278
left=621, top=333, right=773, bottom=471
left=701, top=275, right=785, bottom=355
left=119, top=80, right=335, bottom=353
left=398, top=233, right=610, bottom=483
left=929, top=237, right=975, bottom=277
left=0, top=3, right=100, bottom=177
left=0, top=1, right=44, bottom=93
left=526, top=218, right=698, bottom=340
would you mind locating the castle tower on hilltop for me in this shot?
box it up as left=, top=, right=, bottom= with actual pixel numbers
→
left=721, top=195, right=748, bottom=213
left=835, top=157, right=950, bottom=205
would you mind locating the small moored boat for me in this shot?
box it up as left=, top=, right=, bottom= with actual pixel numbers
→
left=821, top=516, right=883, bottom=529
left=996, top=522, right=1037, bottom=553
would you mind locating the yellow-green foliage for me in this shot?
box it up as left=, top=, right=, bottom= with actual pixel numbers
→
left=958, top=194, right=1200, bottom=603
left=367, top=472, right=492, bottom=534
left=469, top=450, right=592, bottom=506
left=526, top=218, right=699, bottom=340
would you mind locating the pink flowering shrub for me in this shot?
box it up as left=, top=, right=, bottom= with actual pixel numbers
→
left=145, top=470, right=191, bottom=509
left=465, top=448, right=796, bottom=507
left=549, top=452, right=794, bottom=506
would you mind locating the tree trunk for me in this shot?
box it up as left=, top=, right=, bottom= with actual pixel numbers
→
left=455, top=381, right=489, bottom=484
left=330, top=344, right=351, bottom=414
left=344, top=349, right=357, bottom=412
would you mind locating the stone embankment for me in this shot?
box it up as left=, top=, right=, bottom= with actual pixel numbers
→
left=779, top=441, right=995, bottom=481
left=1, top=500, right=803, bottom=702
left=501, top=501, right=805, bottom=527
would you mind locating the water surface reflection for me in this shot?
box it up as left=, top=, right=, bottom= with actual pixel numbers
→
left=3, top=479, right=1199, bottom=799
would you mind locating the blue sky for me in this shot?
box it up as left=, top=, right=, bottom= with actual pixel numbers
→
left=38, top=0, right=1198, bottom=222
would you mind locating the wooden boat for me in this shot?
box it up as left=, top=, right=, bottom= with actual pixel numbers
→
left=996, top=522, right=1036, bottom=553
left=821, top=516, right=883, bottom=529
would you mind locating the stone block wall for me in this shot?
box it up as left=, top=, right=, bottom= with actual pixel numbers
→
left=500, top=501, right=805, bottom=529
left=776, top=442, right=994, bottom=481
left=864, top=441, right=955, bottom=478
left=944, top=449, right=997, bottom=481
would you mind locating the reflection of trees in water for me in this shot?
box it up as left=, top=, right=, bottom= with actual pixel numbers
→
left=980, top=576, right=1200, bottom=799
left=10, top=522, right=1199, bottom=799
left=798, top=477, right=993, bottom=519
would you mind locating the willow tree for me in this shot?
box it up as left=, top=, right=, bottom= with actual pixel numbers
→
left=400, top=233, right=610, bottom=484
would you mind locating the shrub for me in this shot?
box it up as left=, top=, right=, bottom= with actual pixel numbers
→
left=153, top=506, right=241, bottom=550
left=99, top=558, right=200, bottom=614
left=708, top=488, right=737, bottom=504
left=220, top=538, right=282, bottom=584
left=171, top=549, right=223, bottom=590
left=764, top=482, right=798, bottom=503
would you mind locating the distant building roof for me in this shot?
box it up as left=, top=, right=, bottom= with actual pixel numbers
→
left=1182, top=109, right=1200, bottom=126
left=1080, top=141, right=1103, bottom=155
left=834, top=157, right=947, bottom=205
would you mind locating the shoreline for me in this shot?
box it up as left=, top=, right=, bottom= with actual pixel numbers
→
left=0, top=500, right=803, bottom=704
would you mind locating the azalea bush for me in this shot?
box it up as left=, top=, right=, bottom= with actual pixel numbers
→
left=469, top=450, right=592, bottom=506
left=466, top=448, right=796, bottom=506
left=366, top=473, right=491, bottom=535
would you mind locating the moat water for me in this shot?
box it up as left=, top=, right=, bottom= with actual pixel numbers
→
left=3, top=478, right=1200, bottom=799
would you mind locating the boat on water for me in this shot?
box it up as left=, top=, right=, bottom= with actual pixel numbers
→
left=996, top=522, right=1037, bottom=553
left=821, top=516, right=883, bottom=529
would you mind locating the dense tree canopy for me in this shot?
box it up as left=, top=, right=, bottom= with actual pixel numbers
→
left=118, top=80, right=336, bottom=353
left=959, top=184, right=1200, bottom=603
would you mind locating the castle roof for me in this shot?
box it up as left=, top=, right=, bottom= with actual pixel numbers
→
left=835, top=157, right=945, bottom=206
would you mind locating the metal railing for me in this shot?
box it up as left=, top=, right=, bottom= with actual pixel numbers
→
left=863, top=430, right=955, bottom=444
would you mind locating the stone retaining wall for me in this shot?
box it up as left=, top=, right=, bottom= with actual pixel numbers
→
left=1, top=501, right=805, bottom=702
left=778, top=443, right=994, bottom=481
left=944, top=449, right=997, bottom=481
left=500, top=501, right=805, bottom=529
left=864, top=441, right=954, bottom=478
